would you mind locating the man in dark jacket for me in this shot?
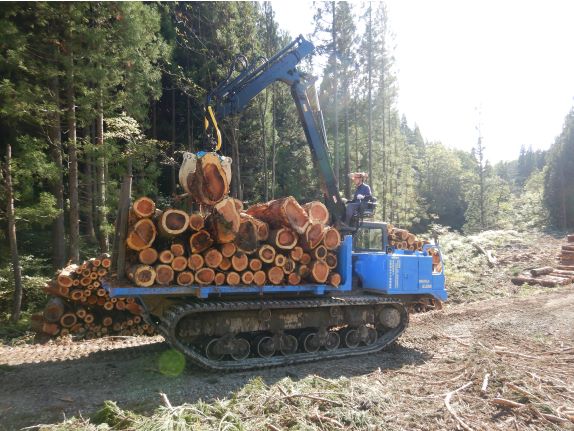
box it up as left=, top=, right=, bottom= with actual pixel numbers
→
left=345, top=172, right=372, bottom=224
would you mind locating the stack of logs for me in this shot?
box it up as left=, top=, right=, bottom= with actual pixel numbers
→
left=387, top=225, right=428, bottom=251
left=31, top=254, right=154, bottom=341
left=124, top=195, right=342, bottom=288
left=511, top=234, right=574, bottom=287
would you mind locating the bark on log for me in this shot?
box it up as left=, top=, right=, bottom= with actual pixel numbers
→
left=269, top=228, right=298, bottom=250
left=219, top=257, right=232, bottom=271
left=126, top=218, right=157, bottom=251
left=43, top=297, right=66, bottom=323
left=226, top=271, right=241, bottom=286
left=171, top=256, right=188, bottom=272
left=231, top=252, right=249, bottom=272
left=214, top=272, right=226, bottom=286
left=251, top=216, right=269, bottom=241
left=530, top=266, right=554, bottom=276
left=259, top=244, right=276, bottom=263
left=204, top=248, right=223, bottom=269
left=127, top=264, right=156, bottom=287
left=57, top=264, right=79, bottom=288
left=303, top=201, right=329, bottom=225
left=267, top=266, right=284, bottom=285
left=190, top=230, right=214, bottom=254
left=132, top=197, right=156, bottom=219
left=310, top=260, right=329, bottom=283
left=241, top=271, right=254, bottom=285
left=159, top=250, right=174, bottom=264
left=322, top=227, right=342, bottom=250
left=176, top=271, right=194, bottom=286
left=511, top=275, right=543, bottom=286
left=246, top=196, right=310, bottom=234
left=155, top=264, right=174, bottom=285
left=235, top=214, right=259, bottom=254
left=188, top=254, right=204, bottom=271
left=195, top=267, right=215, bottom=285
left=157, top=209, right=189, bottom=237
left=189, top=213, right=205, bottom=232
left=205, top=212, right=236, bottom=244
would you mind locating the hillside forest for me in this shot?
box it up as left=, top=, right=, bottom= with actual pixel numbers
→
left=1, top=2, right=573, bottom=323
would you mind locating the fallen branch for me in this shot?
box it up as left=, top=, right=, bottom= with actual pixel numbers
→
left=481, top=373, right=490, bottom=394
left=159, top=392, right=173, bottom=409
left=444, top=381, right=474, bottom=431
left=490, top=398, right=524, bottom=409
left=472, top=242, right=497, bottom=267
left=278, top=393, right=344, bottom=407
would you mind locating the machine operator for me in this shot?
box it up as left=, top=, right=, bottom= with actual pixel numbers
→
left=344, top=172, right=372, bottom=224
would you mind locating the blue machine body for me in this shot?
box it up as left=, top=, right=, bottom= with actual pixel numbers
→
left=106, top=235, right=446, bottom=302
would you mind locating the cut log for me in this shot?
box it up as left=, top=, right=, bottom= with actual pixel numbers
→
left=75, top=308, right=86, bottom=319
left=253, top=270, right=266, bottom=286
left=303, top=201, right=329, bottom=225
left=221, top=242, right=237, bottom=258
left=205, top=212, right=236, bottom=244
left=190, top=230, right=214, bottom=254
left=325, top=252, right=338, bottom=269
left=282, top=258, right=295, bottom=274
left=103, top=301, right=114, bottom=311
left=126, top=302, right=144, bottom=315
left=258, top=244, right=276, bottom=264
left=204, top=248, right=223, bottom=269
left=267, top=266, right=284, bottom=285
left=241, top=271, right=254, bottom=285
left=101, top=255, right=112, bottom=268
left=214, top=272, right=226, bottom=286
left=322, top=227, right=341, bottom=250
left=297, top=264, right=310, bottom=279
left=269, top=228, right=298, bottom=250
left=231, top=252, right=249, bottom=272
left=215, top=197, right=241, bottom=231
left=300, top=253, right=311, bottom=265
left=60, top=313, right=77, bottom=328
left=84, top=313, right=95, bottom=324
left=547, top=271, right=573, bottom=281
left=312, top=245, right=328, bottom=261
left=511, top=275, right=542, bottom=286
left=274, top=254, right=287, bottom=267
left=290, top=246, right=304, bottom=262
left=176, top=271, right=194, bottom=286
left=69, top=289, right=83, bottom=301
left=191, top=152, right=231, bottom=205
left=539, top=275, right=572, bottom=286
left=158, top=209, right=189, bottom=237
left=246, top=196, right=310, bottom=234
left=132, top=196, right=156, bottom=219
left=127, top=264, right=156, bottom=287
left=170, top=243, right=186, bottom=257
left=568, top=234, right=574, bottom=243
left=126, top=218, right=157, bottom=251
left=189, top=213, right=205, bottom=232
left=300, top=222, right=325, bottom=250
left=557, top=265, right=574, bottom=271
left=159, top=250, right=174, bottom=264
left=250, top=216, right=269, bottom=241
left=155, top=264, right=175, bottom=285
left=102, top=316, right=113, bottom=327
left=309, top=260, right=329, bottom=283
left=249, top=258, right=263, bottom=272
left=171, top=256, right=188, bottom=272
left=530, top=266, right=554, bottom=276
left=219, top=257, right=232, bottom=271
left=235, top=214, right=259, bottom=254
left=288, top=273, right=301, bottom=285
left=57, top=264, right=79, bottom=288
left=188, top=254, right=204, bottom=271
left=328, top=272, right=341, bottom=288
left=43, top=297, right=66, bottom=323
left=561, top=245, right=574, bottom=252
left=393, top=228, right=409, bottom=240
left=195, top=267, right=215, bottom=285
left=226, top=271, right=241, bottom=286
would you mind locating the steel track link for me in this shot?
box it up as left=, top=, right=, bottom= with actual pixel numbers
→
left=156, top=295, right=409, bottom=371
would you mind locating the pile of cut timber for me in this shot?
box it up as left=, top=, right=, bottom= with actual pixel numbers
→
left=31, top=254, right=154, bottom=342
left=387, top=225, right=429, bottom=251
left=125, top=196, right=342, bottom=287
left=511, top=234, right=574, bottom=287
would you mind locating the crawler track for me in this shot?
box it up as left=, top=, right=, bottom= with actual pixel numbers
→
left=156, top=295, right=409, bottom=371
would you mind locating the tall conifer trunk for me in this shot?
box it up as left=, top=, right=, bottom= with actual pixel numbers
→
left=5, top=143, right=23, bottom=322
left=332, top=2, right=339, bottom=187
left=367, top=3, right=373, bottom=184
left=66, top=47, right=80, bottom=263
left=96, top=96, right=108, bottom=251
left=171, top=87, right=177, bottom=194
left=48, top=76, right=66, bottom=269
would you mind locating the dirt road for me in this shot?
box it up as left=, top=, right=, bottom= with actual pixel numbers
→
left=1, top=287, right=573, bottom=430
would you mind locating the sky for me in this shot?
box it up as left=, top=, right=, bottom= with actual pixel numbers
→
left=271, top=0, right=574, bottom=162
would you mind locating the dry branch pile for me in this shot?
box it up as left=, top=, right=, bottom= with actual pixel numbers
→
left=511, top=233, right=574, bottom=287
left=31, top=254, right=154, bottom=342
left=125, top=195, right=342, bottom=288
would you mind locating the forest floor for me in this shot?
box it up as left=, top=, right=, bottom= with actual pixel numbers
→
left=0, top=231, right=573, bottom=430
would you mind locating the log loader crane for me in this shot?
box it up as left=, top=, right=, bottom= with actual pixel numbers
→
left=105, top=36, right=446, bottom=371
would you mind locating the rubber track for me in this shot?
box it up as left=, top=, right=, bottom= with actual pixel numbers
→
left=156, top=295, right=409, bottom=371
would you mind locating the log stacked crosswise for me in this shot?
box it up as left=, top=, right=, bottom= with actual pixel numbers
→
left=124, top=195, right=342, bottom=288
